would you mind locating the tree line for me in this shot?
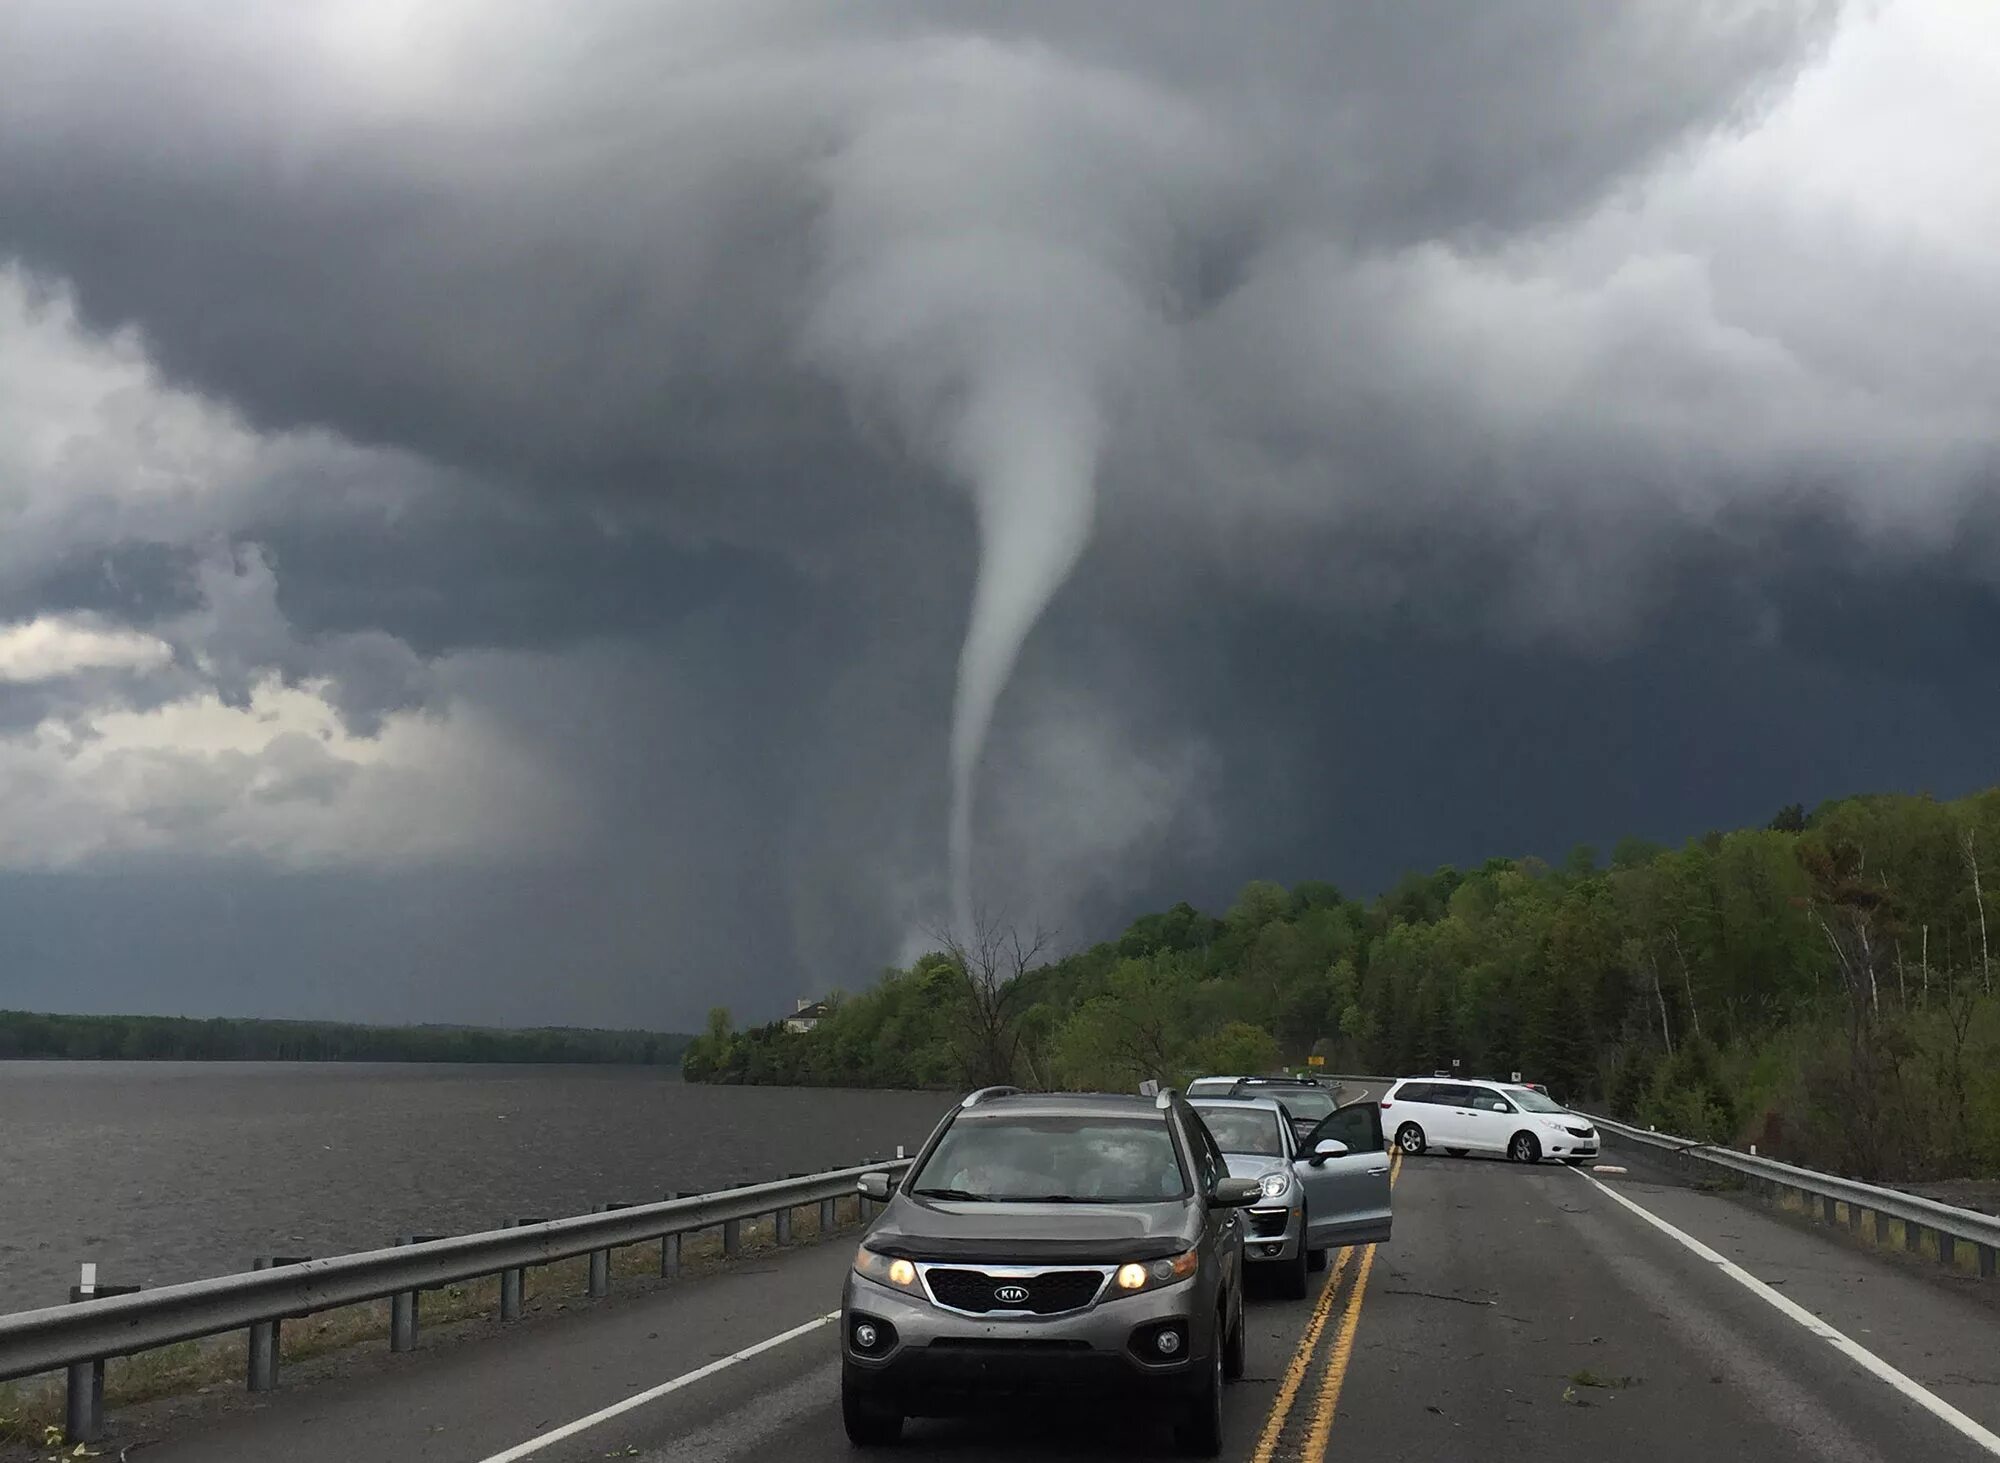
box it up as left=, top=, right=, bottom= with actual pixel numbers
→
left=0, top=1011, right=692, bottom=1065
left=684, top=785, right=2000, bottom=1182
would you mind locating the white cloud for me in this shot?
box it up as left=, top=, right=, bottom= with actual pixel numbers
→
left=0, top=673, right=579, bottom=870
left=0, top=265, right=434, bottom=594
left=0, top=616, right=172, bottom=683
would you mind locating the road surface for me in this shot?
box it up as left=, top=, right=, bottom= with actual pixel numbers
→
left=116, top=1130, right=2000, bottom=1463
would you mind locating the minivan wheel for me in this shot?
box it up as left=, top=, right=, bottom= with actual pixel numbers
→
left=1173, top=1318, right=1225, bottom=1457
left=1396, top=1122, right=1427, bottom=1156
left=841, top=1375, right=903, bottom=1447
left=1509, top=1131, right=1541, bottom=1164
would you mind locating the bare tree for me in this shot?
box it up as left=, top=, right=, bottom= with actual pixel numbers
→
left=1961, top=827, right=1992, bottom=997
left=928, top=911, right=1054, bottom=1088
left=1667, top=927, right=1702, bottom=1041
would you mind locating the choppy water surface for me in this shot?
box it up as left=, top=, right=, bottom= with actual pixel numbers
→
left=0, top=1062, right=949, bottom=1310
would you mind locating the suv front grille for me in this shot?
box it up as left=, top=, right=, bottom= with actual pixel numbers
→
left=922, top=1267, right=1107, bottom=1315
left=1247, top=1207, right=1290, bottom=1237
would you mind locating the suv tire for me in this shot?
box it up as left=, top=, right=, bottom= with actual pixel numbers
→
left=841, top=1375, right=903, bottom=1447
left=1275, top=1237, right=1310, bottom=1299
left=1173, top=1314, right=1226, bottom=1457
left=1306, top=1247, right=1328, bottom=1273
left=1223, top=1290, right=1246, bottom=1380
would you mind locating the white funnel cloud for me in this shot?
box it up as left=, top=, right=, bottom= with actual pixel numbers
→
left=945, top=368, right=1101, bottom=934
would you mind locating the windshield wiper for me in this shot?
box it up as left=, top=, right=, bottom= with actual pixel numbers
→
left=911, top=1186, right=991, bottom=1202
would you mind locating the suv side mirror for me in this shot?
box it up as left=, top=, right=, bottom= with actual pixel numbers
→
left=1210, top=1176, right=1261, bottom=1208
left=856, top=1171, right=893, bottom=1201
left=1310, top=1138, right=1348, bottom=1164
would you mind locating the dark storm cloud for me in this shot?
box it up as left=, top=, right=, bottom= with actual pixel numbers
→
left=2, top=0, right=1997, bottom=1026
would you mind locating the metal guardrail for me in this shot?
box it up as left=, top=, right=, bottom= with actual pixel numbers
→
left=1585, top=1112, right=2000, bottom=1276
left=0, top=1157, right=912, bottom=1438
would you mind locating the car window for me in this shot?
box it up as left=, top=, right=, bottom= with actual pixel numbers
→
left=1395, top=1082, right=1435, bottom=1104
left=1467, top=1087, right=1514, bottom=1112
left=1184, top=1113, right=1225, bottom=1192
left=1307, top=1102, right=1383, bottom=1154
left=1192, top=1105, right=1286, bottom=1157
left=1508, top=1087, right=1565, bottom=1113
left=1186, top=1079, right=1237, bottom=1098
left=913, top=1114, right=1189, bottom=1202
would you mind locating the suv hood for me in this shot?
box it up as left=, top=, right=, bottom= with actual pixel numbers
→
left=865, top=1196, right=1197, bottom=1263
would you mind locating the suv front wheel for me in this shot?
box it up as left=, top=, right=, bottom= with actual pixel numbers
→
left=841, top=1374, right=902, bottom=1447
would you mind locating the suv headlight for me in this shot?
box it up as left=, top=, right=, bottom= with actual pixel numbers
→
left=1113, top=1249, right=1199, bottom=1295
left=1258, top=1172, right=1292, bottom=1200
left=852, top=1245, right=921, bottom=1293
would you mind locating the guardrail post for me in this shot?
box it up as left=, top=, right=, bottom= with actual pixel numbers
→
left=722, top=1183, right=744, bottom=1257
left=588, top=1205, right=612, bottom=1297
left=247, top=1258, right=279, bottom=1393
left=390, top=1235, right=439, bottom=1352
left=500, top=1219, right=528, bottom=1322
left=587, top=1203, right=636, bottom=1297
left=64, top=1266, right=139, bottom=1443
left=777, top=1174, right=807, bottom=1245
left=1905, top=1219, right=1923, bottom=1255
left=1822, top=1195, right=1837, bottom=1226
left=1980, top=1243, right=1997, bottom=1280
left=820, top=1191, right=839, bottom=1234
left=65, top=1355, right=103, bottom=1445
left=662, top=1192, right=694, bottom=1277
left=246, top=1255, right=309, bottom=1391
left=1939, top=1231, right=1956, bottom=1268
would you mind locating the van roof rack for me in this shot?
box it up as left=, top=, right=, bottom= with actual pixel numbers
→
left=961, top=1085, right=1024, bottom=1108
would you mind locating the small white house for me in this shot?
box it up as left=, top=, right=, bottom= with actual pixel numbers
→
left=783, top=997, right=831, bottom=1034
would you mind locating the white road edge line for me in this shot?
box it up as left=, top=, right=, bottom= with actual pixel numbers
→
left=473, top=1310, right=839, bottom=1463
left=1572, top=1166, right=2000, bottom=1458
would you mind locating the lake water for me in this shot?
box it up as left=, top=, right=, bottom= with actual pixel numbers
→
left=0, top=1062, right=952, bottom=1312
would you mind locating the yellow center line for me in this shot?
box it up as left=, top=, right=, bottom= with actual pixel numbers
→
left=1300, top=1238, right=1378, bottom=1459
left=1250, top=1251, right=1352, bottom=1463
left=1249, top=1146, right=1402, bottom=1463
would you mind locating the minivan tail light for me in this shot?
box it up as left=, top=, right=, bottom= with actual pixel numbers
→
left=1379, top=1100, right=1392, bottom=1109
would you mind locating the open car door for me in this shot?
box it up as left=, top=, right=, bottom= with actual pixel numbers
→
left=1292, top=1100, right=1392, bottom=1250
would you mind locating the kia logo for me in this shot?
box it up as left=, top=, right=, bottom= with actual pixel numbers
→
left=993, top=1284, right=1030, bottom=1305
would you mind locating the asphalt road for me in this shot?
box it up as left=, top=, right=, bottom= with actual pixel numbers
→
left=120, top=1138, right=2000, bottom=1463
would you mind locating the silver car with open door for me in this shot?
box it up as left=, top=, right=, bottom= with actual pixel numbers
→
left=1187, top=1096, right=1391, bottom=1300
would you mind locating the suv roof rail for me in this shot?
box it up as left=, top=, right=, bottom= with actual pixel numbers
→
left=960, top=1085, right=1024, bottom=1108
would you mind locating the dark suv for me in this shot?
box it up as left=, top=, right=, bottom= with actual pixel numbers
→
left=840, top=1088, right=1259, bottom=1455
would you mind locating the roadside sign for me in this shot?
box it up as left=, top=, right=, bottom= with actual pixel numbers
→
left=1307, top=1055, right=1325, bottom=1067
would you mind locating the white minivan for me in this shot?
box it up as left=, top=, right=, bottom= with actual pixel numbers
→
left=1377, top=1078, right=1599, bottom=1164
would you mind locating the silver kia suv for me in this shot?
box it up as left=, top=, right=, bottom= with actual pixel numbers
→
left=839, top=1087, right=1258, bottom=1455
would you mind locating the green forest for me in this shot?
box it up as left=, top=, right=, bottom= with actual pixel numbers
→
left=0, top=1011, right=691, bottom=1065
left=684, top=786, right=2000, bottom=1183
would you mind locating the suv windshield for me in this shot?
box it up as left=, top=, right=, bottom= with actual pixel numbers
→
left=1193, top=1106, right=1286, bottom=1156
left=1509, top=1088, right=1566, bottom=1114
left=913, top=1114, right=1189, bottom=1203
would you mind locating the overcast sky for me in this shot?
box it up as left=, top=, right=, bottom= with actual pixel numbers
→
left=1, top=1, right=1996, bottom=1031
